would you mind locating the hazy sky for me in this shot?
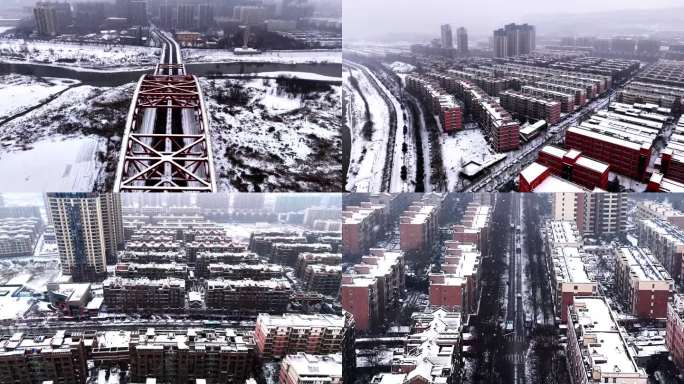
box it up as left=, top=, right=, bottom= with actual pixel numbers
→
left=344, top=0, right=683, bottom=40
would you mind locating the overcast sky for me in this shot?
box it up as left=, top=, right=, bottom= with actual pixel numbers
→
left=343, top=0, right=683, bottom=40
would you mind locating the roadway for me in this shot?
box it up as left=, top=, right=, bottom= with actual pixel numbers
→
left=504, top=194, right=526, bottom=384
left=344, top=59, right=414, bottom=192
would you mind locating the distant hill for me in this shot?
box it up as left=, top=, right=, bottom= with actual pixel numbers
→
left=526, top=7, right=684, bottom=37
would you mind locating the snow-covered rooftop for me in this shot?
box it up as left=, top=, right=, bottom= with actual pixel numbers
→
left=571, top=297, right=646, bottom=381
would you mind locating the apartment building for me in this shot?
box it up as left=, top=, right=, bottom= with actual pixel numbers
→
left=453, top=203, right=492, bottom=255
left=427, top=74, right=520, bottom=151
left=0, top=330, right=88, bottom=384
left=115, top=262, right=189, bottom=281
left=660, top=116, right=684, bottom=183
left=614, top=246, right=673, bottom=319
left=636, top=200, right=684, bottom=230
left=342, top=202, right=388, bottom=259
left=493, top=23, right=536, bottom=58
left=194, top=252, right=261, bottom=277
left=302, top=264, right=342, bottom=297
left=372, top=308, right=463, bottom=383
left=520, top=145, right=610, bottom=191
left=279, top=353, right=342, bottom=384
left=205, top=263, right=284, bottom=280
left=254, top=313, right=349, bottom=359
left=564, top=117, right=656, bottom=181
left=271, top=243, right=333, bottom=266
left=205, top=279, right=292, bottom=314
left=129, top=328, right=255, bottom=384
left=667, top=294, right=684, bottom=373
left=103, top=277, right=186, bottom=312
left=637, top=219, right=684, bottom=283
left=296, top=253, right=342, bottom=277
left=429, top=242, right=480, bottom=314
left=399, top=196, right=442, bottom=257
left=499, top=89, right=561, bottom=125
left=0, top=217, right=43, bottom=257
left=566, top=297, right=648, bottom=384
left=47, top=193, right=123, bottom=282
left=545, top=221, right=597, bottom=322
left=340, top=249, right=405, bottom=331
left=405, top=75, right=463, bottom=132
left=519, top=162, right=589, bottom=193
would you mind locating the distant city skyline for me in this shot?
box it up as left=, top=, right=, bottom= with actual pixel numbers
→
left=343, top=0, right=684, bottom=40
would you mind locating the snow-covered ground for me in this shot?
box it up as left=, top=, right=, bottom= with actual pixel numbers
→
left=0, top=136, right=105, bottom=191
left=218, top=71, right=340, bottom=82
left=0, top=80, right=135, bottom=192
left=184, top=49, right=341, bottom=64
left=344, top=64, right=390, bottom=192
left=0, top=75, right=79, bottom=119
left=203, top=77, right=341, bottom=191
left=363, top=64, right=406, bottom=192
left=387, top=61, right=415, bottom=73
left=441, top=128, right=499, bottom=191
left=0, top=39, right=159, bottom=70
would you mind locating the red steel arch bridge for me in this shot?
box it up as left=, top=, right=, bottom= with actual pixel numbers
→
left=114, top=31, right=216, bottom=192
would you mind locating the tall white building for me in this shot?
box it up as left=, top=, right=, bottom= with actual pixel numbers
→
left=440, top=24, right=453, bottom=49
left=47, top=193, right=123, bottom=282
left=551, top=193, right=628, bottom=236
left=552, top=192, right=577, bottom=221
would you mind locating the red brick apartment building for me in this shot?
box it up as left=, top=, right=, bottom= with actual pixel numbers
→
left=667, top=294, right=684, bottom=373
left=429, top=242, right=480, bottom=314
left=499, top=89, right=561, bottom=125
left=522, top=145, right=610, bottom=191
left=520, top=85, right=576, bottom=112
left=427, top=74, right=520, bottom=152
left=660, top=116, right=684, bottom=183
left=254, top=313, right=349, bottom=359
left=453, top=203, right=492, bottom=256
left=428, top=203, right=490, bottom=315
left=340, top=249, right=405, bottom=331
left=399, top=197, right=442, bottom=257
left=565, top=126, right=651, bottom=180
left=614, top=246, right=673, bottom=319
left=563, top=106, right=662, bottom=181
left=519, top=162, right=590, bottom=192
left=405, top=75, right=463, bottom=132
left=342, top=202, right=388, bottom=259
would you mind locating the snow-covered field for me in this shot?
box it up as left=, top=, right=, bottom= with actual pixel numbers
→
left=184, top=49, right=341, bottom=64
left=219, top=71, right=340, bottom=82
left=344, top=65, right=390, bottom=192
left=0, top=79, right=134, bottom=191
left=203, top=77, right=341, bottom=191
left=0, top=136, right=105, bottom=191
left=387, top=61, right=415, bottom=73
left=0, top=75, right=79, bottom=119
left=0, top=39, right=159, bottom=69
left=441, top=128, right=499, bottom=191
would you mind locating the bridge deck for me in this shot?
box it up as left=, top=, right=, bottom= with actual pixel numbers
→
left=114, top=32, right=216, bottom=192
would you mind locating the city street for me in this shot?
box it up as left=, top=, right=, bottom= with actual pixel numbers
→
left=467, top=194, right=568, bottom=384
